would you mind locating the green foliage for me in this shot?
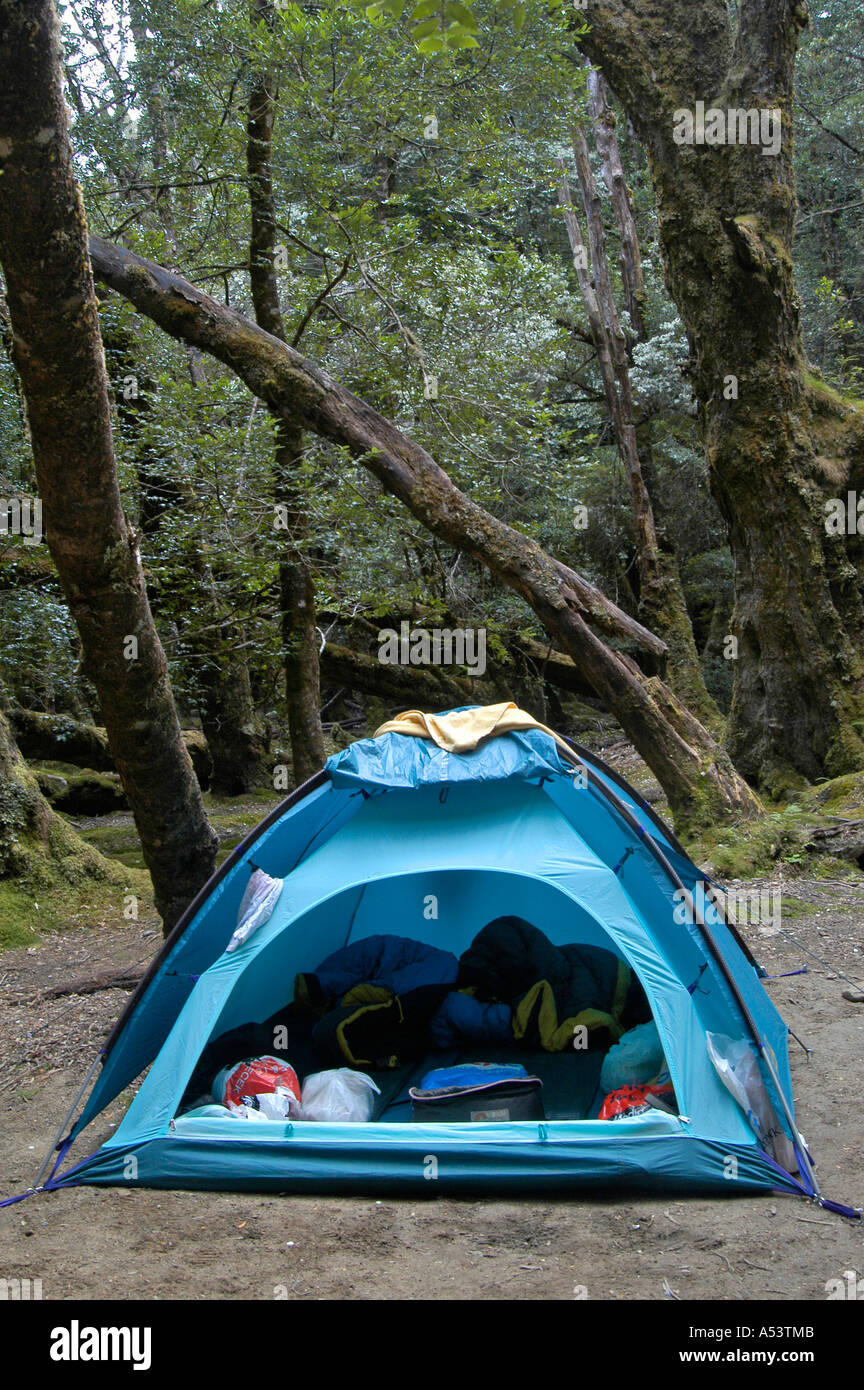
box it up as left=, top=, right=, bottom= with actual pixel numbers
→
left=0, top=591, right=81, bottom=714
left=340, top=0, right=550, bottom=53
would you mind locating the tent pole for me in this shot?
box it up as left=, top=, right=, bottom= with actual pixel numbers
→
left=29, top=1050, right=104, bottom=1192
left=754, top=1032, right=820, bottom=1196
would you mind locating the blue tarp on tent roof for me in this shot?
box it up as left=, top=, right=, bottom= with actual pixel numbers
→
left=327, top=723, right=574, bottom=789
left=44, top=709, right=812, bottom=1199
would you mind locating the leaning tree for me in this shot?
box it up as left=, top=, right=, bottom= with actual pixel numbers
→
left=88, top=235, right=761, bottom=831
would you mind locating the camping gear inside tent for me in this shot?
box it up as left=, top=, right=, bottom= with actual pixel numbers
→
left=17, top=704, right=854, bottom=1209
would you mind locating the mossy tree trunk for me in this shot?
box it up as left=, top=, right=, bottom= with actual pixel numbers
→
left=246, top=0, right=326, bottom=784
left=0, top=0, right=218, bottom=930
left=559, top=138, right=720, bottom=732
left=577, top=0, right=864, bottom=792
left=88, top=236, right=762, bottom=831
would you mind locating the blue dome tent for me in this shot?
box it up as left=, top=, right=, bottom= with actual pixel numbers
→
left=24, top=705, right=851, bottom=1210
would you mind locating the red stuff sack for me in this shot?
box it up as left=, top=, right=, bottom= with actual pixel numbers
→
left=213, top=1056, right=301, bottom=1118
left=599, top=1081, right=675, bottom=1121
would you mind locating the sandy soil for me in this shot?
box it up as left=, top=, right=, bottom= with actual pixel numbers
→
left=1, top=877, right=862, bottom=1301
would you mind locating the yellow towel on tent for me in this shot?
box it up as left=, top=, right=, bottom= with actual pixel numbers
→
left=373, top=702, right=576, bottom=761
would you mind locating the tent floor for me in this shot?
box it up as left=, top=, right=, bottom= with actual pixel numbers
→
left=181, top=1043, right=607, bottom=1125
left=368, top=1045, right=606, bottom=1123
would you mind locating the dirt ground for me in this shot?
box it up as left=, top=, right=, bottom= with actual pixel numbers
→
left=1, top=876, right=863, bottom=1301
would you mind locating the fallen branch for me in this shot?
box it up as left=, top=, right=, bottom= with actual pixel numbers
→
left=29, top=967, right=146, bottom=1003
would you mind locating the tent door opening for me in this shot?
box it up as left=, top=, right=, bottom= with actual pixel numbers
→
left=175, top=868, right=675, bottom=1129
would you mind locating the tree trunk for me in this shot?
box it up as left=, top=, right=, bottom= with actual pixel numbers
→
left=246, top=0, right=326, bottom=783
left=321, top=641, right=478, bottom=707
left=559, top=133, right=720, bottom=730
left=271, top=420, right=328, bottom=784
left=585, top=69, right=648, bottom=345
left=576, top=0, right=864, bottom=792
left=192, top=559, right=267, bottom=796
left=0, top=0, right=218, bottom=930
left=88, top=236, right=761, bottom=831
left=318, top=611, right=598, bottom=705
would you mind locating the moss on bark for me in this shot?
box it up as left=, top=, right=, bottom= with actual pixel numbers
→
left=0, top=706, right=138, bottom=950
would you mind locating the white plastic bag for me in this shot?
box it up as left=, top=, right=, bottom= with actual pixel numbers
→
left=224, top=1093, right=298, bottom=1122
left=300, top=1069, right=380, bottom=1123
left=228, top=1105, right=271, bottom=1122
left=250, top=1086, right=300, bottom=1121
left=600, top=1021, right=665, bottom=1093
left=226, top=868, right=284, bottom=953
left=706, top=1032, right=797, bottom=1171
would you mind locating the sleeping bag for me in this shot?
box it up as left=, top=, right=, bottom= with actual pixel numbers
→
left=457, top=916, right=650, bottom=1050
left=294, top=934, right=460, bottom=1067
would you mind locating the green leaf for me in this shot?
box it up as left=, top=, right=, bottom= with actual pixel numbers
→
left=444, top=1, right=478, bottom=30
left=412, top=16, right=441, bottom=39
left=416, top=31, right=448, bottom=51
left=410, top=0, right=441, bottom=19
left=445, top=26, right=480, bottom=47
